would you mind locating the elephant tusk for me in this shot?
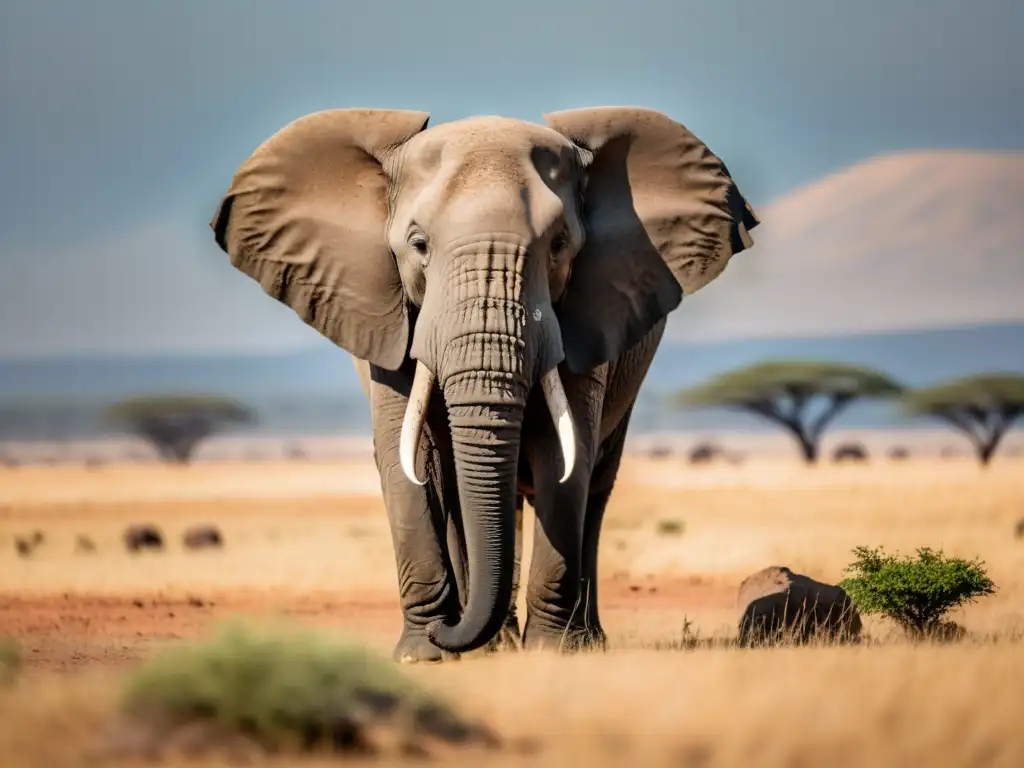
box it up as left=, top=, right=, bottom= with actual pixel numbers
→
left=400, top=361, right=434, bottom=486
left=541, top=367, right=577, bottom=483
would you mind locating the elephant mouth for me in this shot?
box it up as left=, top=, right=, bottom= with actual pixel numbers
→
left=398, top=360, right=577, bottom=486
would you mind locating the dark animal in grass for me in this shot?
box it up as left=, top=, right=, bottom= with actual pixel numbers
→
left=124, top=524, right=164, bottom=553
left=832, top=443, right=868, bottom=463
left=182, top=524, right=224, bottom=550
left=1014, top=518, right=1024, bottom=540
left=887, top=446, right=910, bottom=461
left=75, top=534, right=97, bottom=553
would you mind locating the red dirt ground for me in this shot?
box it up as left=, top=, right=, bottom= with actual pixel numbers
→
left=1, top=575, right=736, bottom=671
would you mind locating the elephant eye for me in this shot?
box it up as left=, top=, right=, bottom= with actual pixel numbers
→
left=551, top=232, right=569, bottom=258
left=408, top=231, right=430, bottom=263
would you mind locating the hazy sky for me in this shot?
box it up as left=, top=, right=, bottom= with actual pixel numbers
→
left=1, top=0, right=1021, bottom=358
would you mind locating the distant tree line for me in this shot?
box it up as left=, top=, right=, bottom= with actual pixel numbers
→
left=673, top=361, right=1024, bottom=467
left=11, top=365, right=1020, bottom=468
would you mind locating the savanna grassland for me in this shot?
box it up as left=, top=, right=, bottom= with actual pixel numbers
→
left=1, top=454, right=1023, bottom=766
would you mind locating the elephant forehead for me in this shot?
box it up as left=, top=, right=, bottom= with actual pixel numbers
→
left=407, top=116, right=575, bottom=167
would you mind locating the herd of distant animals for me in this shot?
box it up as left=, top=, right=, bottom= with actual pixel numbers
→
left=6, top=442, right=1021, bottom=560
left=12, top=514, right=1024, bottom=558
left=11, top=523, right=223, bottom=558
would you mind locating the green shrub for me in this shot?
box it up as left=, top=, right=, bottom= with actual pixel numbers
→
left=118, top=621, right=495, bottom=756
left=839, top=545, right=995, bottom=638
left=656, top=518, right=685, bottom=536
left=0, top=636, right=21, bottom=685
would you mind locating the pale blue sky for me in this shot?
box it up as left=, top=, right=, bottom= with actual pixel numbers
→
left=1, top=0, right=1021, bottom=357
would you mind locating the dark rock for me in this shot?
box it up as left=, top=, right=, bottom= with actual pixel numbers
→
left=832, top=443, right=868, bottom=463
left=737, top=566, right=862, bottom=646
left=182, top=524, right=224, bottom=550
left=124, top=524, right=164, bottom=552
left=688, top=443, right=720, bottom=465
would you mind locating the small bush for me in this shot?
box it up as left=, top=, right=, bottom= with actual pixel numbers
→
left=0, top=637, right=22, bottom=685
left=114, top=621, right=496, bottom=758
left=839, top=545, right=995, bottom=638
left=655, top=518, right=685, bottom=536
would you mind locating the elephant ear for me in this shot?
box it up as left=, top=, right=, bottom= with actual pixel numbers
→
left=210, top=108, right=430, bottom=371
left=543, top=107, right=759, bottom=374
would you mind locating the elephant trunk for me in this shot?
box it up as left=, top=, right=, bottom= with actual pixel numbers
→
left=428, top=390, right=524, bottom=653
left=400, top=241, right=577, bottom=653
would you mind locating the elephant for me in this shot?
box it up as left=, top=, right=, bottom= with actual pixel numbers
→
left=209, top=106, right=759, bottom=662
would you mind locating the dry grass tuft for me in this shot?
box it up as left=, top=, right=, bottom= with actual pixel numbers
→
left=99, top=620, right=497, bottom=761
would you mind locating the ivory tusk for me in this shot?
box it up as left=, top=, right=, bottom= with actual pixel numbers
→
left=541, top=367, right=577, bottom=483
left=399, top=361, right=434, bottom=486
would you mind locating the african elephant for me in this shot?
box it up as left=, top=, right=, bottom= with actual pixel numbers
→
left=210, top=106, right=759, bottom=662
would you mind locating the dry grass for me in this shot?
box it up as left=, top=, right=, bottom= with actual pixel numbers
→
left=1, top=455, right=1024, bottom=766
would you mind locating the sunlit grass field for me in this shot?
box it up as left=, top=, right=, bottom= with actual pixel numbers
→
left=2, top=455, right=1023, bottom=766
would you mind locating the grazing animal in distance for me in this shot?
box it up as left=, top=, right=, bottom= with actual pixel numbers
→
left=182, top=524, right=224, bottom=550
left=123, top=524, right=164, bottom=553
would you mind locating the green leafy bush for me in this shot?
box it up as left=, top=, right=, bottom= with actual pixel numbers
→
left=116, top=621, right=496, bottom=757
left=839, top=546, right=995, bottom=638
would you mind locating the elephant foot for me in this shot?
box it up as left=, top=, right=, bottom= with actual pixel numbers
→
left=521, top=624, right=606, bottom=653
left=392, top=628, right=461, bottom=664
left=483, top=612, right=523, bottom=654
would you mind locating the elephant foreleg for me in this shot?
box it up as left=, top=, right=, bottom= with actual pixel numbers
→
left=369, top=362, right=462, bottom=663
left=521, top=368, right=604, bottom=651
left=580, top=404, right=635, bottom=647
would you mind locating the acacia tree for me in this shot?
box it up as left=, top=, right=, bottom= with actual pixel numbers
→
left=104, top=395, right=255, bottom=463
left=673, top=361, right=903, bottom=463
left=902, top=374, right=1024, bottom=466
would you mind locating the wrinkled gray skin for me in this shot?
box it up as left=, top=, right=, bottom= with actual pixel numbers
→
left=210, top=107, right=759, bottom=662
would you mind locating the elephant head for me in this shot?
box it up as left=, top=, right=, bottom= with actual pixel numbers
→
left=210, top=107, right=758, bottom=653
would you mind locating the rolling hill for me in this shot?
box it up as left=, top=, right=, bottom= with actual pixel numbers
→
left=667, top=150, right=1024, bottom=342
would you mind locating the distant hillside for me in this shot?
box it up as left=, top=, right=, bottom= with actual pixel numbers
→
left=668, top=150, right=1024, bottom=342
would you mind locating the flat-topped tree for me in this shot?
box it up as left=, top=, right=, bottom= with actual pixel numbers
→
left=673, top=361, right=903, bottom=463
left=902, top=374, right=1024, bottom=466
left=104, top=395, right=255, bottom=464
